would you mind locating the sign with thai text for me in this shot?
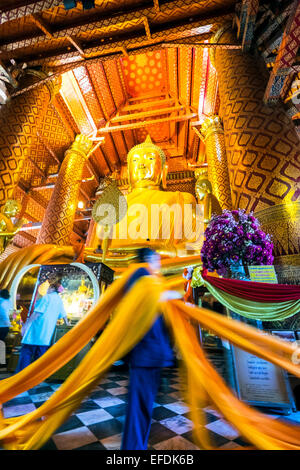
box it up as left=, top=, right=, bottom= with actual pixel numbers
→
left=248, top=265, right=278, bottom=284
left=231, top=346, right=294, bottom=411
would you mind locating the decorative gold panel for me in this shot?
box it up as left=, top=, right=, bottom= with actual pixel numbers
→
left=136, top=121, right=170, bottom=147
left=87, top=62, right=116, bottom=119
left=255, top=202, right=300, bottom=259
left=60, top=71, right=95, bottom=135
left=37, top=135, right=94, bottom=246
left=191, top=47, right=203, bottom=110
left=103, top=59, right=126, bottom=110
left=214, top=27, right=300, bottom=213
left=73, top=66, right=105, bottom=128
left=0, top=72, right=53, bottom=208
left=121, top=51, right=168, bottom=98
left=200, top=115, right=232, bottom=210
left=167, top=48, right=178, bottom=100
left=203, top=60, right=219, bottom=116
left=178, top=47, right=192, bottom=106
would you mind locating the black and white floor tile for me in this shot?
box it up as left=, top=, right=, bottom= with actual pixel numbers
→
left=0, top=353, right=300, bottom=451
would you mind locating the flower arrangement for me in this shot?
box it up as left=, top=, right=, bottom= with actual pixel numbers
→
left=201, top=209, right=274, bottom=276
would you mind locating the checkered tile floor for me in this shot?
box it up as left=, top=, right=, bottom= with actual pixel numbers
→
left=1, top=354, right=300, bottom=451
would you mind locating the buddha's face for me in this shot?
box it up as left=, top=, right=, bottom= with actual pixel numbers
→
left=128, top=148, right=162, bottom=189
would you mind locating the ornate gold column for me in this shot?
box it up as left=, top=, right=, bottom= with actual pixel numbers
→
left=36, top=134, right=94, bottom=246
left=211, top=25, right=300, bottom=262
left=0, top=70, right=60, bottom=208
left=199, top=115, right=232, bottom=210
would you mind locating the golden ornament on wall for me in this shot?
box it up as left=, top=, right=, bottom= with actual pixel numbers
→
left=0, top=199, right=24, bottom=254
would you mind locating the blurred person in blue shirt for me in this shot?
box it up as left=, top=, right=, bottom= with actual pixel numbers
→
left=121, top=248, right=181, bottom=450
left=0, top=289, right=12, bottom=342
left=16, top=280, right=69, bottom=372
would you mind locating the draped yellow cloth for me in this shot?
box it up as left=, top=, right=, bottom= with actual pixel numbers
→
left=0, top=244, right=76, bottom=290
left=163, top=302, right=300, bottom=450
left=0, top=245, right=300, bottom=450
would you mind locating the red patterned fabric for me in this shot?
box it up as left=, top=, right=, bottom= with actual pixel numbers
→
left=202, top=269, right=300, bottom=302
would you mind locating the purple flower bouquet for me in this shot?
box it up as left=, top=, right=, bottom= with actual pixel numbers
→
left=201, top=209, right=274, bottom=276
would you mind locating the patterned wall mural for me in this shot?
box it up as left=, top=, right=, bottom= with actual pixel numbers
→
left=215, top=28, right=300, bottom=214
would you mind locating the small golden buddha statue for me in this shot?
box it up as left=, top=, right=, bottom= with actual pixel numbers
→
left=0, top=199, right=24, bottom=253
left=78, top=278, right=88, bottom=294
left=89, top=136, right=203, bottom=261
left=195, top=169, right=222, bottom=229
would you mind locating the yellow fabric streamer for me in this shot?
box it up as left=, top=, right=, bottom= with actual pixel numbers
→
left=0, top=271, right=163, bottom=449
left=0, top=245, right=75, bottom=289
left=0, top=245, right=300, bottom=450
left=163, top=302, right=300, bottom=450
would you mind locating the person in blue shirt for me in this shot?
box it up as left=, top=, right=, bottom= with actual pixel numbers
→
left=121, top=248, right=181, bottom=450
left=16, top=280, right=69, bottom=372
left=0, top=289, right=12, bottom=342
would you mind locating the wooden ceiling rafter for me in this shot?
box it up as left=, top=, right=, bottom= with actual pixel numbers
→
left=0, top=5, right=235, bottom=69
left=99, top=61, right=129, bottom=165
left=0, top=0, right=233, bottom=52
left=0, top=0, right=62, bottom=25
left=122, top=97, right=175, bottom=111
left=97, top=144, right=114, bottom=174
left=72, top=64, right=105, bottom=128
left=165, top=48, right=179, bottom=149
left=30, top=12, right=54, bottom=38
left=66, top=35, right=85, bottom=57
left=256, top=1, right=295, bottom=47
left=26, top=22, right=228, bottom=68
left=116, top=57, right=129, bottom=101
left=6, top=34, right=231, bottom=102
left=40, top=91, right=102, bottom=186
left=187, top=46, right=195, bottom=160
left=261, top=29, right=284, bottom=59
left=111, top=104, right=185, bottom=122
left=98, top=112, right=197, bottom=134
left=176, top=47, right=192, bottom=159
left=52, top=93, right=79, bottom=138
left=59, top=61, right=124, bottom=175
left=263, top=0, right=300, bottom=103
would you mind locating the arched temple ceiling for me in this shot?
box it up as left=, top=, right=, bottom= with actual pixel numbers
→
left=0, top=0, right=299, bottom=248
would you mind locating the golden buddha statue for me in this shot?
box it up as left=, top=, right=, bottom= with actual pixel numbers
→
left=88, top=136, right=203, bottom=264
left=0, top=199, right=24, bottom=254
left=78, top=278, right=88, bottom=294
left=195, top=169, right=222, bottom=229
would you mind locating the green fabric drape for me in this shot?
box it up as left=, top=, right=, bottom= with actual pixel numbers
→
left=194, top=273, right=300, bottom=321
